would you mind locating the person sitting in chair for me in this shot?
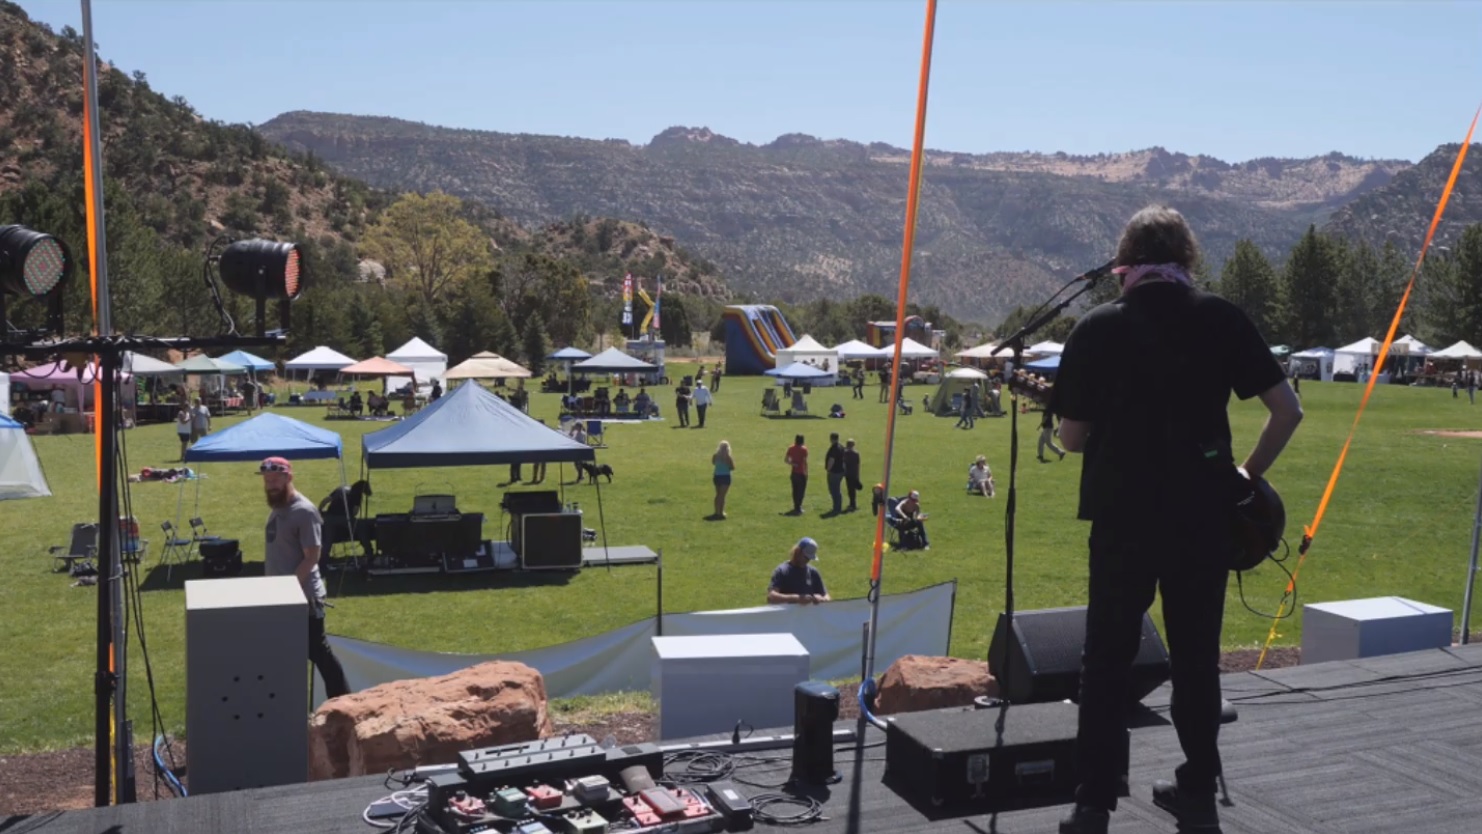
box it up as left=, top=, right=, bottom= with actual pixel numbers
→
left=895, top=490, right=930, bottom=549
left=634, top=388, right=652, bottom=418
left=349, top=391, right=363, bottom=417
left=320, top=480, right=374, bottom=555
left=969, top=455, right=995, bottom=497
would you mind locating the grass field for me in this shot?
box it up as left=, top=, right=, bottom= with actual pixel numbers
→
left=2, top=364, right=1480, bottom=753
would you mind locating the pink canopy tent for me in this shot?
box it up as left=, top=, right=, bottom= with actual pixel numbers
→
left=10, top=361, right=137, bottom=412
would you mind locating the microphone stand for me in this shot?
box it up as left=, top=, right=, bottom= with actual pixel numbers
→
left=988, top=270, right=1108, bottom=726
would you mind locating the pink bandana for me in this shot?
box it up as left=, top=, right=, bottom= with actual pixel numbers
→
left=1112, top=263, right=1193, bottom=294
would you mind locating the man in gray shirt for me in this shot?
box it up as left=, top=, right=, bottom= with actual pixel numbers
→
left=260, top=456, right=349, bottom=699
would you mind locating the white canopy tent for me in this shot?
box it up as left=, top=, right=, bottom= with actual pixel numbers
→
left=1334, top=337, right=1382, bottom=376
left=444, top=352, right=532, bottom=380
left=1392, top=335, right=1431, bottom=355
left=386, top=337, right=448, bottom=394
left=1291, top=347, right=1335, bottom=382
left=892, top=337, right=938, bottom=360
left=954, top=342, right=1001, bottom=361
left=1026, top=340, right=1065, bottom=356
left=1433, top=340, right=1482, bottom=361
left=0, top=414, right=50, bottom=499
left=832, top=339, right=885, bottom=361
left=775, top=334, right=839, bottom=373
left=285, top=345, right=357, bottom=376
left=122, top=352, right=182, bottom=376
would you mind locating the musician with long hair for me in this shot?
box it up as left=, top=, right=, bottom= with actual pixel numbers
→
left=1053, top=206, right=1303, bottom=834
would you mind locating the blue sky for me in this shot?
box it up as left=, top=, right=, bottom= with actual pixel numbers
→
left=21, top=1, right=1482, bottom=163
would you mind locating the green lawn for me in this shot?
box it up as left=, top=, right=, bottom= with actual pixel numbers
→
left=2, top=366, right=1479, bottom=753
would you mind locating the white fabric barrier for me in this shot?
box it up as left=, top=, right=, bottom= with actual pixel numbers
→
left=319, top=582, right=956, bottom=707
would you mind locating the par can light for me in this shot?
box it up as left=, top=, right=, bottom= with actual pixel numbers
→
left=218, top=239, right=304, bottom=300
left=0, top=225, right=72, bottom=297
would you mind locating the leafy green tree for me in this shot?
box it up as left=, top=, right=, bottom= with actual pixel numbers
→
left=406, top=298, right=443, bottom=349
left=495, top=253, right=591, bottom=346
left=658, top=294, right=693, bottom=347
left=362, top=191, right=495, bottom=306
left=1277, top=226, right=1343, bottom=347
left=347, top=301, right=384, bottom=358
left=441, top=280, right=512, bottom=363
left=847, top=294, right=896, bottom=339
left=1219, top=240, right=1281, bottom=340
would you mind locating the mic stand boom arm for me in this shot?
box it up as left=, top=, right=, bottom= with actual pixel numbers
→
left=987, top=271, right=1106, bottom=712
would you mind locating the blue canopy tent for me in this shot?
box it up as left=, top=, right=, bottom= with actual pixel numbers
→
left=1024, top=355, right=1061, bottom=373
left=217, top=350, right=275, bottom=373
left=764, top=361, right=833, bottom=385
left=548, top=346, right=594, bottom=395
left=362, top=381, right=612, bottom=565
left=180, top=412, right=348, bottom=526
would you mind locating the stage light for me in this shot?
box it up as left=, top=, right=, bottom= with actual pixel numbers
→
left=212, top=238, right=305, bottom=336
left=0, top=224, right=72, bottom=338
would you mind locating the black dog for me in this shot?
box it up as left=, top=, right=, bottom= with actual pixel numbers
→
left=578, top=461, right=614, bottom=483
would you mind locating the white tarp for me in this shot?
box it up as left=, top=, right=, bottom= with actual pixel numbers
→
left=387, top=336, right=448, bottom=394
left=775, top=334, right=839, bottom=373
left=0, top=416, right=50, bottom=499
left=318, top=581, right=956, bottom=707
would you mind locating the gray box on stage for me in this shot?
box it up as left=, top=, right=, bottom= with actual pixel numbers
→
left=1301, top=596, right=1453, bottom=665
left=651, top=633, right=810, bottom=740
left=186, top=576, right=309, bottom=794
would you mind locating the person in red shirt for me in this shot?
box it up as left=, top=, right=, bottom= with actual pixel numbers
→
left=783, top=434, right=808, bottom=516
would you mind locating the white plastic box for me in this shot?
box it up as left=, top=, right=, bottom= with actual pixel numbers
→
left=186, top=576, right=309, bottom=794
left=652, top=633, right=810, bottom=740
left=1301, top=597, right=1453, bottom=665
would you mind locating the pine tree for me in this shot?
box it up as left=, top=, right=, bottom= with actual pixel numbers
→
left=1218, top=240, right=1281, bottom=340
left=1424, top=224, right=1482, bottom=346
left=522, top=311, right=551, bottom=375
left=1277, top=226, right=1343, bottom=347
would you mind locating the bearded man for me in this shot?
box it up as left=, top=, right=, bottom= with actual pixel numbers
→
left=259, top=456, right=350, bottom=700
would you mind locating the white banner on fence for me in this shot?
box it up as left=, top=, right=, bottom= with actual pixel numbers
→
left=320, top=582, right=956, bottom=706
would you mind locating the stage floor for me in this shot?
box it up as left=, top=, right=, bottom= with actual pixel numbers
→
left=11, top=646, right=1482, bottom=833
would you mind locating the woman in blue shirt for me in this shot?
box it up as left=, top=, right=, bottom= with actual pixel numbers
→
left=711, top=440, right=735, bottom=520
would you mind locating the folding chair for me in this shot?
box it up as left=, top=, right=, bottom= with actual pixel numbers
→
left=761, top=389, right=781, bottom=416
left=586, top=419, right=606, bottom=448
left=48, top=523, right=98, bottom=573
left=159, top=520, right=196, bottom=579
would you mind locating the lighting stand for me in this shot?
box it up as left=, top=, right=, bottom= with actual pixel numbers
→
left=2, top=332, right=284, bottom=806
left=990, top=271, right=1106, bottom=713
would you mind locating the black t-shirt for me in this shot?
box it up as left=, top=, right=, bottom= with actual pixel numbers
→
left=1050, top=282, right=1286, bottom=533
left=825, top=443, right=845, bottom=475
left=320, top=486, right=361, bottom=520
left=769, top=561, right=826, bottom=597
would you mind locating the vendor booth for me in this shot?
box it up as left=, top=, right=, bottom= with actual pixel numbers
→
left=775, top=334, right=839, bottom=375
left=386, top=337, right=447, bottom=396
left=360, top=381, right=610, bottom=575
left=572, top=347, right=660, bottom=390
left=1334, top=337, right=1385, bottom=381
left=9, top=361, right=137, bottom=434
left=928, top=366, right=989, bottom=415
left=1291, top=347, right=1335, bottom=381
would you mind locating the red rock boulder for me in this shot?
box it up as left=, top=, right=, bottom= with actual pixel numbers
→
left=875, top=655, right=997, bottom=715
left=308, top=660, right=553, bottom=780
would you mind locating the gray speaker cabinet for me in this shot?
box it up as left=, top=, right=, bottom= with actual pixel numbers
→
left=185, top=576, right=309, bottom=794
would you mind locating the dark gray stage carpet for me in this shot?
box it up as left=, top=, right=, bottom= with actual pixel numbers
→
left=9, top=646, right=1482, bottom=833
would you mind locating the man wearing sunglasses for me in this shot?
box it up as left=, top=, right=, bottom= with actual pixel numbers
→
left=260, top=456, right=350, bottom=700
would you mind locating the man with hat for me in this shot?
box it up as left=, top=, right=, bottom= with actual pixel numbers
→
left=260, top=456, right=350, bottom=700
left=767, top=537, right=830, bottom=605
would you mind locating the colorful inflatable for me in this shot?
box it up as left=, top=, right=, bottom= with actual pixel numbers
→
left=722, top=305, right=798, bottom=374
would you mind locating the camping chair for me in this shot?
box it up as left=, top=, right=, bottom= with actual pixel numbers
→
left=118, top=516, right=149, bottom=565
left=158, top=520, right=196, bottom=578
left=884, top=497, right=926, bottom=552
left=789, top=391, right=809, bottom=417
left=761, top=389, right=781, bottom=416
left=586, top=419, right=606, bottom=448
left=48, top=523, right=98, bottom=573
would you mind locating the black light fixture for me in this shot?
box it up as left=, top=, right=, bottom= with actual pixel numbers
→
left=0, top=224, right=72, bottom=337
left=208, top=237, right=305, bottom=336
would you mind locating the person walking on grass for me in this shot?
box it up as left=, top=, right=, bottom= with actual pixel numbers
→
left=824, top=432, right=845, bottom=515
left=175, top=403, right=193, bottom=461
left=711, top=440, right=735, bottom=519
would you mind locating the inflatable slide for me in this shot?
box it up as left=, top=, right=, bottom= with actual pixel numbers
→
left=723, top=304, right=798, bottom=374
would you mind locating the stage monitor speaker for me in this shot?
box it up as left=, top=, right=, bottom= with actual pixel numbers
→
left=520, top=513, right=583, bottom=570
left=791, top=681, right=840, bottom=785
left=988, top=606, right=1169, bottom=705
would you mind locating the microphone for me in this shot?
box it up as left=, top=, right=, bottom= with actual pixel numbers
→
left=1074, top=260, right=1116, bottom=282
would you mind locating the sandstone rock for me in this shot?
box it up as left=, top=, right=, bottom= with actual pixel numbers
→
left=308, top=661, right=553, bottom=781
left=875, top=655, right=997, bottom=715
